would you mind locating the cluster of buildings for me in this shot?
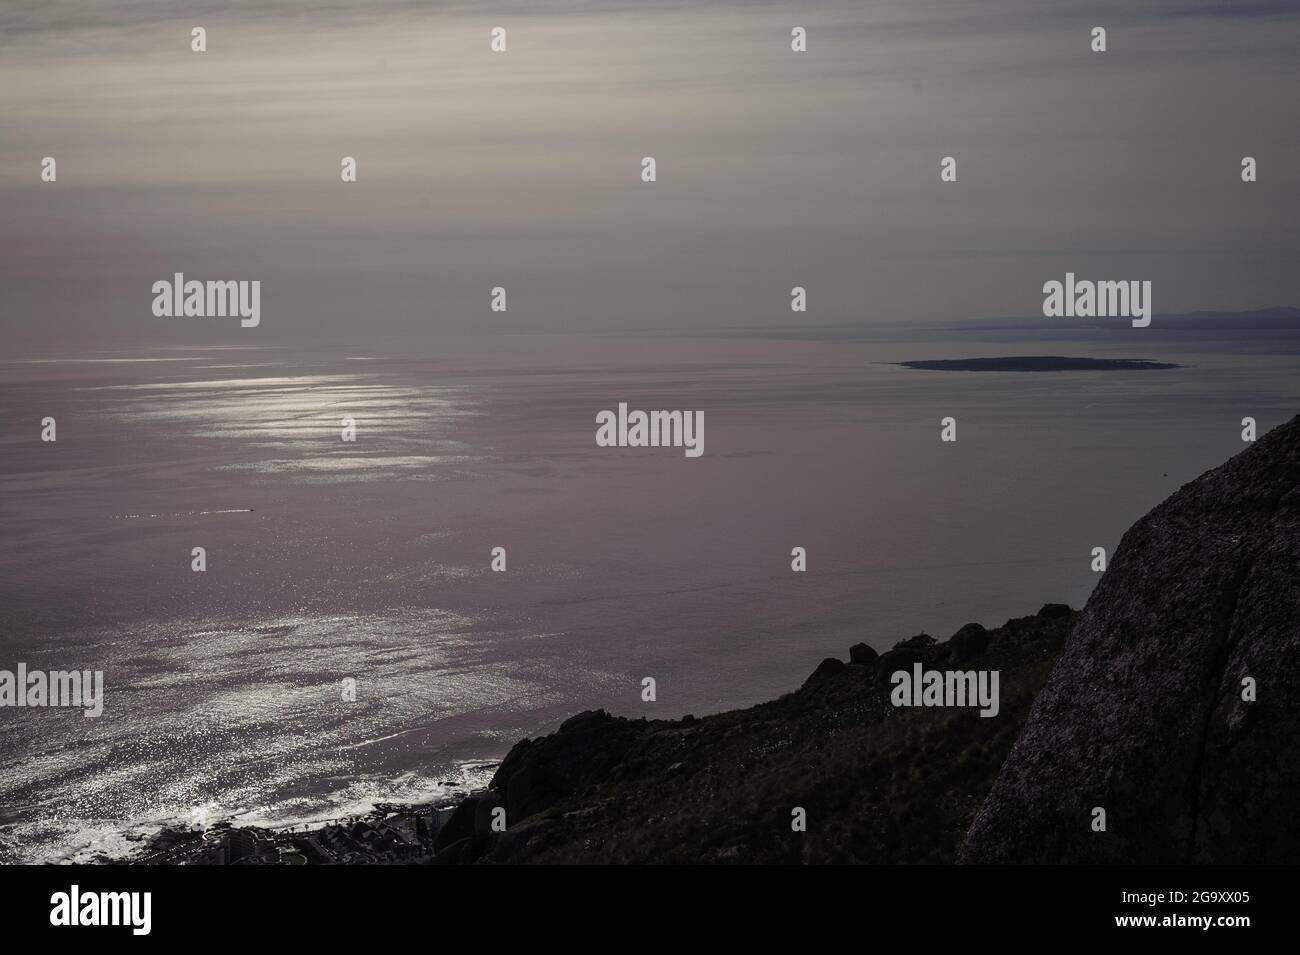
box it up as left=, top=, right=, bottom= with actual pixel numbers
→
left=162, top=806, right=459, bottom=865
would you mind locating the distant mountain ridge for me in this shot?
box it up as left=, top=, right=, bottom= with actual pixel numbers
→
left=896, top=357, right=1180, bottom=372
left=954, top=306, right=1300, bottom=332
left=681, top=307, right=1300, bottom=343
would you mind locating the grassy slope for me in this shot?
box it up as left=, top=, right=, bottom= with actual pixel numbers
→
left=506, top=609, right=1074, bottom=864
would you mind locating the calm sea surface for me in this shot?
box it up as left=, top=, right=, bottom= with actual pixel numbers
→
left=2, top=327, right=1297, bottom=862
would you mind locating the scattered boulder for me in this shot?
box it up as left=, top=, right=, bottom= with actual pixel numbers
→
left=849, top=642, right=879, bottom=667
left=802, top=657, right=846, bottom=687
left=950, top=623, right=989, bottom=661
left=875, top=641, right=947, bottom=686
left=424, top=602, right=1076, bottom=864
left=894, top=633, right=935, bottom=650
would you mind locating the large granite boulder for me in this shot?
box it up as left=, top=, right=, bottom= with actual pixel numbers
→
left=489, top=709, right=645, bottom=824
left=949, top=623, right=989, bottom=661
left=874, top=633, right=948, bottom=686
left=849, top=642, right=879, bottom=667
left=802, top=657, right=847, bottom=687
left=961, top=416, right=1300, bottom=863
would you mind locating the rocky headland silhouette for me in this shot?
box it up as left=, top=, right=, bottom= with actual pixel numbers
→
left=115, top=416, right=1300, bottom=865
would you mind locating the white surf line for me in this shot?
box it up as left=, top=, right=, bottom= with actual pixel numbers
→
left=111, top=509, right=255, bottom=519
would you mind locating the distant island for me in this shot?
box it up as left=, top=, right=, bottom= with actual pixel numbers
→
left=896, top=356, right=1180, bottom=372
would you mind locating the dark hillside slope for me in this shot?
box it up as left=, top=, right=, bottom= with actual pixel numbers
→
left=963, top=415, right=1300, bottom=864
left=432, top=607, right=1076, bottom=864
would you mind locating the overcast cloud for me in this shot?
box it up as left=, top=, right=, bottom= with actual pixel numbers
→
left=2, top=0, right=1297, bottom=348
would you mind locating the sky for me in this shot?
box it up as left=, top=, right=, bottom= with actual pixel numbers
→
left=1, top=0, right=1298, bottom=349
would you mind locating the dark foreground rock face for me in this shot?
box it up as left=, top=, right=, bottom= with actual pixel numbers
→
left=430, top=607, right=1076, bottom=864
left=962, top=416, right=1300, bottom=864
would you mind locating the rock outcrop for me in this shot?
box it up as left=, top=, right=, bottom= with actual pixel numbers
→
left=430, top=607, right=1076, bottom=864
left=950, top=623, right=989, bottom=662
left=962, top=415, right=1300, bottom=864
left=849, top=642, right=879, bottom=667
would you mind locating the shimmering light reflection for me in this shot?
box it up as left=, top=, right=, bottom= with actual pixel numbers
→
left=0, top=611, right=589, bottom=864
left=81, top=372, right=483, bottom=479
left=6, top=339, right=1297, bottom=864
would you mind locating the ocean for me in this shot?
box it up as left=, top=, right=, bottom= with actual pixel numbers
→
left=1, top=324, right=1296, bottom=862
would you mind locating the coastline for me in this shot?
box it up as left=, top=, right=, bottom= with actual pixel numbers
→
left=102, top=413, right=1300, bottom=866
left=109, top=603, right=1078, bottom=865
left=895, top=356, right=1181, bottom=371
